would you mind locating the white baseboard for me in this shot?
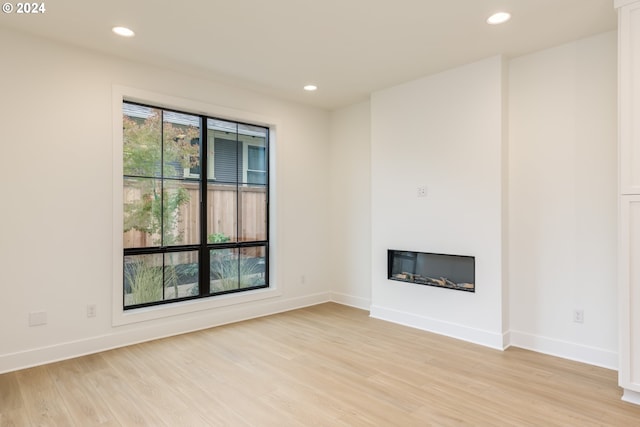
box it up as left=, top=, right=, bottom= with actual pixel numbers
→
left=622, top=388, right=640, bottom=405
left=330, top=292, right=370, bottom=311
left=509, top=329, right=618, bottom=370
left=3, top=293, right=619, bottom=375
left=0, top=292, right=331, bottom=374
left=370, top=304, right=506, bottom=350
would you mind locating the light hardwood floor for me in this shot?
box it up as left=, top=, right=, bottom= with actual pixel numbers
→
left=1, top=303, right=639, bottom=426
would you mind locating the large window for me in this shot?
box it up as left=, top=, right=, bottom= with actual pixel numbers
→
left=122, top=101, right=269, bottom=309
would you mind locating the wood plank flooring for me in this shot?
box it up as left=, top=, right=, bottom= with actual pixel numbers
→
left=1, top=303, right=639, bottom=426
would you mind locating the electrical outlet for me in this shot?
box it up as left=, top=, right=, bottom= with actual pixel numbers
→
left=87, top=304, right=97, bottom=318
left=573, top=309, right=584, bottom=323
left=28, top=311, right=47, bottom=326
left=300, top=275, right=306, bottom=285
left=417, top=186, right=427, bottom=197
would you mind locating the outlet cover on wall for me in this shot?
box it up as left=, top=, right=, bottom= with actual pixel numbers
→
left=28, top=311, right=47, bottom=326
left=87, top=304, right=97, bottom=318
left=417, top=186, right=427, bottom=197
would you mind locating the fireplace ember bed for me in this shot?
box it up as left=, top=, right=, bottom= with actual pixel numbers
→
left=387, top=249, right=475, bottom=292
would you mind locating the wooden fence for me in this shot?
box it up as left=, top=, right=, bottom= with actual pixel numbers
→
left=123, top=181, right=266, bottom=251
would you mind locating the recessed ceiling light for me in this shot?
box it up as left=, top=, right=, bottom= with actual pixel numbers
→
left=486, top=12, right=511, bottom=25
left=303, top=85, right=318, bottom=91
left=112, top=26, right=135, bottom=37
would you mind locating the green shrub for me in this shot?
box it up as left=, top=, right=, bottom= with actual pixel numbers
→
left=125, top=259, right=162, bottom=305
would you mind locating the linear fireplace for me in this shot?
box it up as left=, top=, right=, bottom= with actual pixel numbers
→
left=388, top=249, right=475, bottom=292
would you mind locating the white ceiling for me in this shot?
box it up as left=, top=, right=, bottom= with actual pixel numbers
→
left=1, top=0, right=617, bottom=110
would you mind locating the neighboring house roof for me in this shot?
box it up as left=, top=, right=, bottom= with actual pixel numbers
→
left=123, top=102, right=267, bottom=138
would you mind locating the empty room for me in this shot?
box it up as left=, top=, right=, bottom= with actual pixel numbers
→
left=2, top=0, right=640, bottom=425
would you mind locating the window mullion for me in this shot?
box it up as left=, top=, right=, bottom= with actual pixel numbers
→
left=162, top=254, right=166, bottom=301
left=159, top=110, right=166, bottom=301
left=236, top=124, right=241, bottom=289
left=160, top=110, right=165, bottom=249
left=199, top=116, right=209, bottom=296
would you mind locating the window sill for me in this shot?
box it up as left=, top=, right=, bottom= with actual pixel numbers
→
left=112, top=285, right=281, bottom=327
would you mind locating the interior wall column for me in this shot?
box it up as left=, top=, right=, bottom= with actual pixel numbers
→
left=615, top=0, right=640, bottom=406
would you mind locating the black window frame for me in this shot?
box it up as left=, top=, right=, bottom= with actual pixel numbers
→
left=122, top=100, right=269, bottom=310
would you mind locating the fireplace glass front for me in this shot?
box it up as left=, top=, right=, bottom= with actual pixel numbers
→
left=388, top=249, right=475, bottom=292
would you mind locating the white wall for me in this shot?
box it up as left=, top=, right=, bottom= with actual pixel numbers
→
left=0, top=25, right=619, bottom=373
left=329, top=101, right=372, bottom=309
left=508, top=32, right=618, bottom=368
left=369, top=56, right=508, bottom=349
left=0, top=27, right=331, bottom=373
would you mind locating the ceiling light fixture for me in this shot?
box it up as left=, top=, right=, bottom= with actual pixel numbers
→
left=112, top=26, right=135, bottom=37
left=486, top=12, right=511, bottom=25
left=303, top=85, right=318, bottom=91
